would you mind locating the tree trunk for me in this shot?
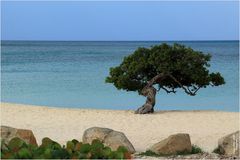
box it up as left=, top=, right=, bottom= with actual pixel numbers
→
left=134, top=73, right=166, bottom=114
left=135, top=86, right=157, bottom=114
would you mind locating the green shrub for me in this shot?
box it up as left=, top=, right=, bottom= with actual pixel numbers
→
left=177, top=145, right=203, bottom=155
left=138, top=145, right=203, bottom=157
left=1, top=137, right=132, bottom=159
left=191, top=145, right=203, bottom=154
left=213, top=146, right=222, bottom=155
left=138, top=150, right=161, bottom=157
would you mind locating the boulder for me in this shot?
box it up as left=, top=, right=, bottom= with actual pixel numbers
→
left=82, top=127, right=135, bottom=153
left=1, top=126, right=38, bottom=146
left=104, top=131, right=135, bottom=153
left=82, top=127, right=113, bottom=144
left=218, top=131, right=239, bottom=156
left=149, top=133, right=192, bottom=155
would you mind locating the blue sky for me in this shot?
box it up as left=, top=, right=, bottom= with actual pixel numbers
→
left=1, top=1, right=239, bottom=41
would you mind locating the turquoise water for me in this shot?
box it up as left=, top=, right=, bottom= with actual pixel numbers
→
left=1, top=41, right=239, bottom=111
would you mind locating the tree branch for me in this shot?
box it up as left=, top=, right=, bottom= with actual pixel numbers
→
left=161, top=86, right=176, bottom=94
left=145, top=73, right=166, bottom=88
left=193, top=86, right=201, bottom=94
left=142, top=73, right=201, bottom=96
left=167, top=74, right=196, bottom=96
left=209, top=82, right=215, bottom=87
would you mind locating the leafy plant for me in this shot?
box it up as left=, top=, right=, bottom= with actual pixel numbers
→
left=191, top=145, right=203, bottom=154
left=106, top=43, right=225, bottom=114
left=213, top=146, right=222, bottom=155
left=177, top=145, right=203, bottom=155
left=138, top=150, right=162, bottom=157
left=1, top=137, right=132, bottom=159
left=138, top=145, right=203, bottom=157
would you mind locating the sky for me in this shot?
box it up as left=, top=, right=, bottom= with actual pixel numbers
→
left=1, top=1, right=239, bottom=41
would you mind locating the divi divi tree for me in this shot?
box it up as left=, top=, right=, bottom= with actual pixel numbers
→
left=106, top=43, right=225, bottom=114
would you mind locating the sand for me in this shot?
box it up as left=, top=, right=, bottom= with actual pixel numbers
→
left=1, top=102, right=239, bottom=152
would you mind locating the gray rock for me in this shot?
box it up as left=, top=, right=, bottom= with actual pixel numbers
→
left=82, top=127, right=113, bottom=144
left=82, top=127, right=135, bottom=153
left=1, top=126, right=38, bottom=147
left=218, top=130, right=239, bottom=156
left=149, top=133, right=192, bottom=155
left=104, top=131, right=135, bottom=153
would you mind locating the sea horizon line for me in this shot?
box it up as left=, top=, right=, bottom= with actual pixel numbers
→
left=1, top=40, right=239, bottom=42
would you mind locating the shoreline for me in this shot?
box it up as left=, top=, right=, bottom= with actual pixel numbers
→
left=1, top=102, right=237, bottom=113
left=1, top=102, right=239, bottom=152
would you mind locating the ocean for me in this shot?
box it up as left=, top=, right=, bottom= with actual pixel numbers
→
left=1, top=41, right=239, bottom=111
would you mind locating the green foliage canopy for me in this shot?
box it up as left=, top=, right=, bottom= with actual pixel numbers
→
left=106, top=43, right=225, bottom=95
left=1, top=137, right=131, bottom=159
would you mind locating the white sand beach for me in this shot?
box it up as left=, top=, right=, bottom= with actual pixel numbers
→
left=1, top=103, right=239, bottom=152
